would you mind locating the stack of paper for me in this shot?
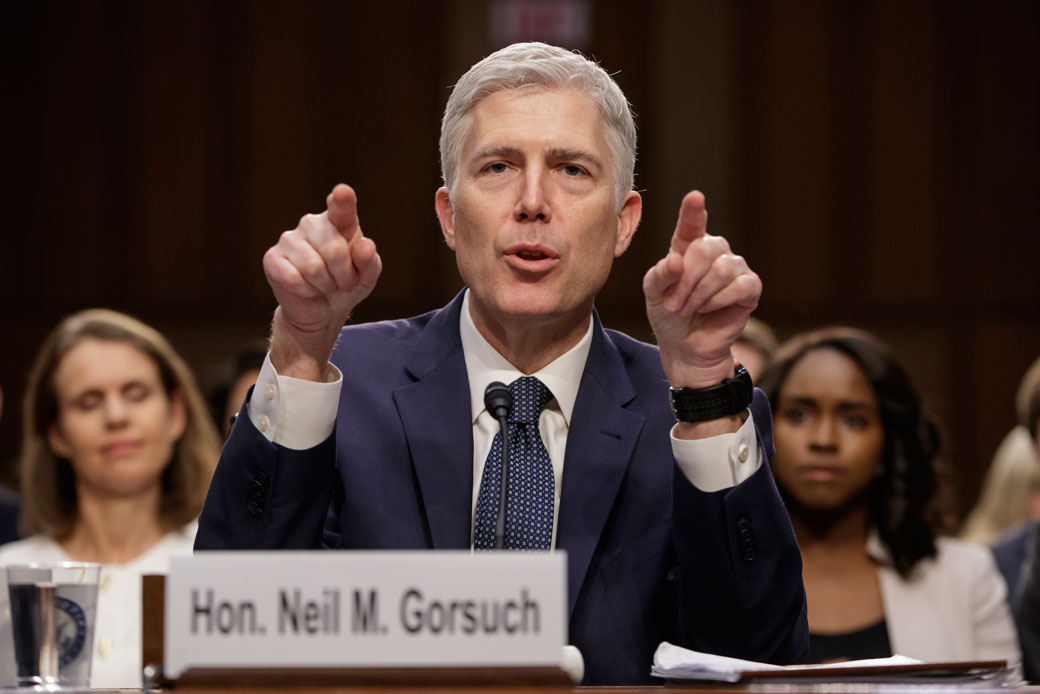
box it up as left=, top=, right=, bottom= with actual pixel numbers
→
left=651, top=642, right=1018, bottom=686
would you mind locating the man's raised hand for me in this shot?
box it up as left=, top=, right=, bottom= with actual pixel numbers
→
left=643, top=191, right=761, bottom=393
left=264, top=184, right=383, bottom=381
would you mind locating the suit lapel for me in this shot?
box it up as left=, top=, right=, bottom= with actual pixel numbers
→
left=393, top=293, right=474, bottom=549
left=389, top=297, right=651, bottom=583
left=556, top=317, right=645, bottom=616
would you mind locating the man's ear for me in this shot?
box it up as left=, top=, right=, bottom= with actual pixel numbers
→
left=47, top=422, right=72, bottom=459
left=614, top=191, right=642, bottom=257
left=435, top=187, right=457, bottom=250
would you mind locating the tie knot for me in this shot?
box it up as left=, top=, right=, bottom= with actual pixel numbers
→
left=508, top=376, right=553, bottom=424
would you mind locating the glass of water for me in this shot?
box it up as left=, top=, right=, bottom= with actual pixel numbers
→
left=5, top=563, right=100, bottom=689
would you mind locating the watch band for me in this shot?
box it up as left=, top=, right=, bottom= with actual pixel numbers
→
left=669, top=362, right=753, bottom=423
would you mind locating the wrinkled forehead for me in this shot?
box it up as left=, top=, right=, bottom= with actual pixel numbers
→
left=461, top=86, right=609, bottom=156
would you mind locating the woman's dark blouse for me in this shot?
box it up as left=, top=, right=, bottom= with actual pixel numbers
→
left=806, top=620, right=892, bottom=663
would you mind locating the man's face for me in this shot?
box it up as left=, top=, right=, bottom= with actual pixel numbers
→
left=436, top=87, right=641, bottom=336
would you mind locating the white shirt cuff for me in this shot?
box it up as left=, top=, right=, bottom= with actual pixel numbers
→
left=671, top=412, right=761, bottom=492
left=247, top=354, right=342, bottom=450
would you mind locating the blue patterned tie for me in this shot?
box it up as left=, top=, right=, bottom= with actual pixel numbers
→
left=473, top=376, right=555, bottom=550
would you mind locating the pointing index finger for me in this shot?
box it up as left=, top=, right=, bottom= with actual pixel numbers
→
left=326, top=183, right=361, bottom=240
left=670, top=190, right=707, bottom=255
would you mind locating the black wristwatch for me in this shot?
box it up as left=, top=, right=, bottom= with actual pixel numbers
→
left=669, top=362, right=753, bottom=423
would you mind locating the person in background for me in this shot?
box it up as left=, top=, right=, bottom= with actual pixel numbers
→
left=759, top=327, right=1019, bottom=664
left=0, top=386, right=19, bottom=545
left=207, top=341, right=267, bottom=437
left=732, top=316, right=779, bottom=384
left=963, top=426, right=1040, bottom=546
left=0, top=309, right=220, bottom=688
left=993, top=355, right=1040, bottom=681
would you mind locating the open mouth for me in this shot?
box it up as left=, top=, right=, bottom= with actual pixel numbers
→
left=506, top=244, right=558, bottom=265
left=516, top=249, right=549, bottom=261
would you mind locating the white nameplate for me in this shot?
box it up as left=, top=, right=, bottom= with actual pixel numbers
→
left=165, top=552, right=566, bottom=677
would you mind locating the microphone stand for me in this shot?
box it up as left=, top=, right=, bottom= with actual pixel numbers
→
left=484, top=382, right=512, bottom=550
left=494, top=408, right=510, bottom=550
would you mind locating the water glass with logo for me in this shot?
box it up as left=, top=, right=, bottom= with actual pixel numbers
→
left=5, top=563, right=100, bottom=688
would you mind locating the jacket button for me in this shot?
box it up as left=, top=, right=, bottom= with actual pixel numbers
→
left=736, top=516, right=751, bottom=531
left=247, top=501, right=263, bottom=516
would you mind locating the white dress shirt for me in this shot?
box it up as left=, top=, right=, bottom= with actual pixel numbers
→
left=247, top=290, right=762, bottom=547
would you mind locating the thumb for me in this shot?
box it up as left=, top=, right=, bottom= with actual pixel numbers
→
left=351, top=237, right=382, bottom=292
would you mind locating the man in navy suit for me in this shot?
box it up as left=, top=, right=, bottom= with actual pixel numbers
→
left=196, top=42, right=807, bottom=683
left=992, top=356, right=1040, bottom=681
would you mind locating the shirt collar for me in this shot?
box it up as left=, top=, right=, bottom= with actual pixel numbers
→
left=459, top=289, right=592, bottom=426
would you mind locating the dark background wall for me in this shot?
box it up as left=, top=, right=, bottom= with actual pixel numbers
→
left=2, top=0, right=1038, bottom=521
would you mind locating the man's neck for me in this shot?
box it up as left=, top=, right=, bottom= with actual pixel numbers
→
left=468, top=300, right=593, bottom=375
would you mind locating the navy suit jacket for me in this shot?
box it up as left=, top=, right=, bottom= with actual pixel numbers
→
left=196, top=292, right=807, bottom=684
left=992, top=520, right=1037, bottom=607
left=992, top=521, right=1040, bottom=681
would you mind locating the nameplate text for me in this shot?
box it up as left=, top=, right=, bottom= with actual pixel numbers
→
left=165, top=552, right=566, bottom=677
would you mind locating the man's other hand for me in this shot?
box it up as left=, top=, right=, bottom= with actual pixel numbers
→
left=643, top=190, right=761, bottom=393
left=264, top=184, right=383, bottom=381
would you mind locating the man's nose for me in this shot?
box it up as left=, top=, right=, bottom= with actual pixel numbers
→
left=514, top=170, right=551, bottom=222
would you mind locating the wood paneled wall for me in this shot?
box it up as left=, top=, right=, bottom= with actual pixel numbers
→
left=2, top=1, right=1037, bottom=519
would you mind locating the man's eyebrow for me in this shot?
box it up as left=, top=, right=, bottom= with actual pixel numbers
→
left=470, top=146, right=524, bottom=163
left=468, top=145, right=606, bottom=172
left=547, top=147, right=604, bottom=170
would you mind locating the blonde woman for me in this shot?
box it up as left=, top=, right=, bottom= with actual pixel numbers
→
left=962, top=427, right=1040, bottom=545
left=0, top=309, right=219, bottom=687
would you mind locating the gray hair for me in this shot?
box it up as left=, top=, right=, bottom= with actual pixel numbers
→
left=440, top=42, right=637, bottom=211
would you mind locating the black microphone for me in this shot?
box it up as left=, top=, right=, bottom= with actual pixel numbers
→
left=484, top=382, right=512, bottom=550
left=484, top=381, right=511, bottom=420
